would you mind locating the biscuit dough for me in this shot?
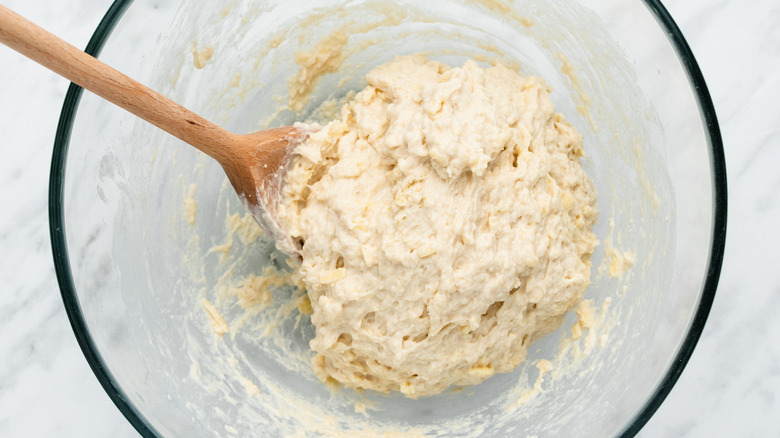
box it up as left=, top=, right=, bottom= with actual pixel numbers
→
left=277, top=55, right=598, bottom=398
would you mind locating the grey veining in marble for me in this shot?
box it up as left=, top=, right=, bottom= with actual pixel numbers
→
left=0, top=1, right=138, bottom=436
left=1, top=0, right=779, bottom=436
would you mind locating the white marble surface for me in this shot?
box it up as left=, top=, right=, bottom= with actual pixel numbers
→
left=0, top=0, right=777, bottom=436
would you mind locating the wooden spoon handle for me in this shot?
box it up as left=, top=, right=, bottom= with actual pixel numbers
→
left=0, top=4, right=236, bottom=163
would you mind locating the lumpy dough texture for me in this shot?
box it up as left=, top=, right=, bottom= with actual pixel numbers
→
left=277, top=55, right=598, bottom=398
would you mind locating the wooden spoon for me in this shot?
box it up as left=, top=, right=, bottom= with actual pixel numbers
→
left=0, top=5, right=307, bottom=237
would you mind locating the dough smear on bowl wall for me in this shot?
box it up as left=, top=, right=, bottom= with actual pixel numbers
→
left=277, top=55, right=599, bottom=398
left=50, top=0, right=726, bottom=435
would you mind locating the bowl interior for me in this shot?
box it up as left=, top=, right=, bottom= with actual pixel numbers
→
left=52, top=0, right=723, bottom=436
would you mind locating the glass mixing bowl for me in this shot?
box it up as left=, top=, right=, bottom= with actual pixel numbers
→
left=50, top=0, right=726, bottom=436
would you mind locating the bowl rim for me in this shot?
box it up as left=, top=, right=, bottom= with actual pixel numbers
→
left=48, top=0, right=727, bottom=436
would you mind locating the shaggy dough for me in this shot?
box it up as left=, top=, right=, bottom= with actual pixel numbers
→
left=277, top=55, right=598, bottom=398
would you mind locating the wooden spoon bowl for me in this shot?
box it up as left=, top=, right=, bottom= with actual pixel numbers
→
left=0, top=4, right=307, bottom=238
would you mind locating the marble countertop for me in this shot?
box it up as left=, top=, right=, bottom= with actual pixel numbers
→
left=1, top=0, right=778, bottom=436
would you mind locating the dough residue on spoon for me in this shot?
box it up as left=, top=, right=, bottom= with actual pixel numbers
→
left=277, top=55, right=598, bottom=398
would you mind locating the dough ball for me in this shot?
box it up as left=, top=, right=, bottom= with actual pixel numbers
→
left=278, top=55, right=598, bottom=398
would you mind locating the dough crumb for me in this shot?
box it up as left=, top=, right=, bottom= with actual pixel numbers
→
left=558, top=53, right=596, bottom=131
left=514, top=359, right=554, bottom=405
left=288, top=32, right=348, bottom=112
left=224, top=274, right=271, bottom=310
left=568, top=297, right=613, bottom=358
left=238, top=375, right=261, bottom=397
left=202, top=299, right=229, bottom=336
left=296, top=294, right=313, bottom=315
left=600, top=218, right=635, bottom=278
left=184, top=184, right=197, bottom=225
left=193, top=44, right=214, bottom=69
left=354, top=401, right=367, bottom=415
left=474, top=0, right=512, bottom=14
left=606, top=247, right=635, bottom=278
left=226, top=211, right=264, bottom=244
left=222, top=266, right=290, bottom=310
left=571, top=299, right=595, bottom=340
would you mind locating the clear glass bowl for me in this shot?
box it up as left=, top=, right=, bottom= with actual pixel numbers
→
left=50, top=0, right=726, bottom=436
